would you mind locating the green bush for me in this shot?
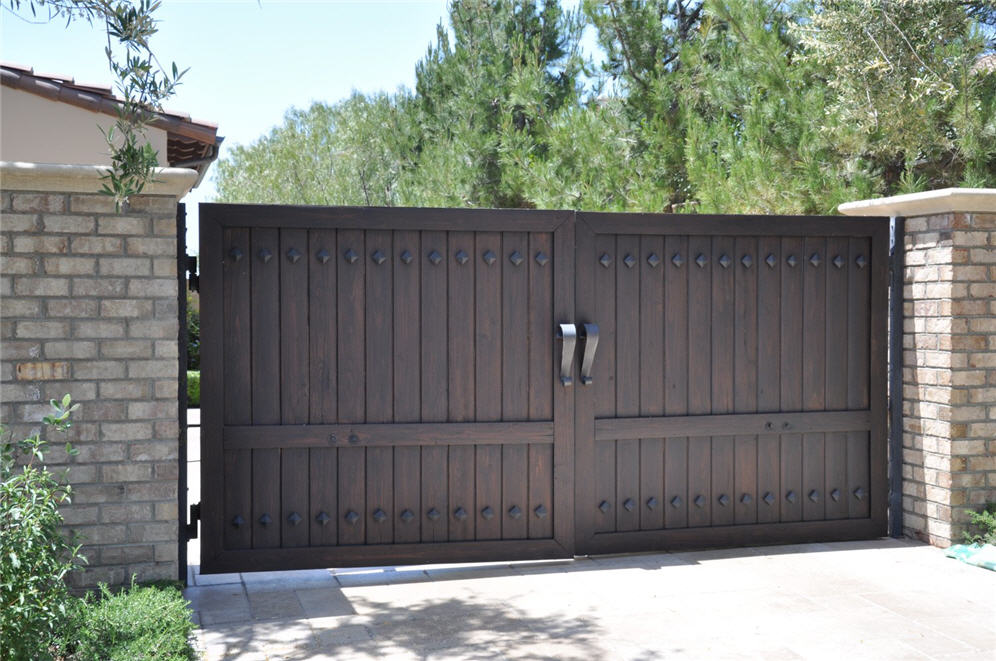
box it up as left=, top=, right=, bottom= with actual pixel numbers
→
left=186, top=291, right=199, bottom=370
left=186, top=370, right=200, bottom=408
left=56, top=580, right=197, bottom=661
left=963, top=503, right=996, bottom=546
left=1, top=395, right=85, bottom=661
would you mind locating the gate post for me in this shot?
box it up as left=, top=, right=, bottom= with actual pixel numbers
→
left=841, top=188, right=996, bottom=547
left=0, top=162, right=197, bottom=588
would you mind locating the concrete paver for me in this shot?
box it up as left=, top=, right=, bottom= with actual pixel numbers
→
left=185, top=538, right=996, bottom=660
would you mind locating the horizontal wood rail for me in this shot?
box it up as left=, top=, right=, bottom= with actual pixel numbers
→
left=224, top=421, right=555, bottom=450
left=579, top=212, right=888, bottom=238
left=594, top=410, right=871, bottom=441
left=203, top=203, right=570, bottom=232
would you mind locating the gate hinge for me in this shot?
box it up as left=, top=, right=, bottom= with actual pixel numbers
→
left=184, top=502, right=200, bottom=541
left=186, top=254, right=199, bottom=293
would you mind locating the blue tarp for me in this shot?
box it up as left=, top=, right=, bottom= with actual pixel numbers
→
left=945, top=544, right=996, bottom=571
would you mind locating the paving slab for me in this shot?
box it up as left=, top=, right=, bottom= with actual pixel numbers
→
left=187, top=538, right=996, bottom=660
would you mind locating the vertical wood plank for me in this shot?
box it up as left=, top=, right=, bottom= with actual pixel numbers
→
left=366, top=230, right=394, bottom=424
left=639, top=235, right=664, bottom=530
left=447, top=231, right=476, bottom=542
left=552, top=216, right=575, bottom=553
left=222, top=227, right=251, bottom=550
left=420, top=446, right=448, bottom=542
left=528, top=232, right=554, bottom=540
left=592, top=233, right=617, bottom=533
left=734, top=236, right=758, bottom=525
left=756, top=237, right=781, bottom=524
left=664, top=235, right=689, bottom=529
left=252, top=449, right=280, bottom=548
left=528, top=444, right=554, bottom=539
left=393, top=230, right=421, bottom=543
left=711, top=236, right=735, bottom=526
left=309, top=448, right=337, bottom=546
left=251, top=228, right=280, bottom=425
left=366, top=446, right=394, bottom=544
left=780, top=237, right=804, bottom=522
left=223, top=228, right=251, bottom=426
left=475, top=232, right=502, bottom=540
left=420, top=231, right=449, bottom=541
left=448, top=445, right=476, bottom=540
left=825, top=236, right=850, bottom=520
left=281, top=228, right=309, bottom=424
left=364, top=231, right=394, bottom=544
left=528, top=232, right=554, bottom=421
left=337, top=230, right=365, bottom=424
left=393, top=446, right=421, bottom=543
left=223, top=451, right=251, bottom=549
left=475, top=232, right=502, bottom=422
left=421, top=231, right=448, bottom=423
left=687, top=235, right=712, bottom=527
left=449, top=231, right=476, bottom=422
left=393, top=231, right=421, bottom=423
left=309, top=229, right=336, bottom=424
left=615, top=234, right=641, bottom=532
left=338, top=447, right=365, bottom=545
left=250, top=228, right=281, bottom=549
left=502, top=232, right=529, bottom=420
left=336, top=230, right=366, bottom=546
left=279, top=229, right=310, bottom=548
left=848, top=237, right=872, bottom=519
left=475, top=444, right=502, bottom=540
left=502, top=444, right=528, bottom=539
left=281, top=449, right=309, bottom=547
left=502, top=231, right=530, bottom=540
left=803, top=237, right=827, bottom=521
left=593, top=234, right=617, bottom=418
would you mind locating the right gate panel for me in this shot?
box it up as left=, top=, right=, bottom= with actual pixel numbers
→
left=575, top=214, right=889, bottom=554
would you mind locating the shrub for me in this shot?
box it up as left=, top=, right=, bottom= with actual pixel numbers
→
left=963, top=503, right=996, bottom=546
left=186, top=291, right=199, bottom=370
left=56, top=580, right=197, bottom=661
left=1, top=395, right=85, bottom=661
left=186, top=370, right=200, bottom=408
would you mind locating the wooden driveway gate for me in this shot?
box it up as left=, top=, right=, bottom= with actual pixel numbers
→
left=199, top=205, right=887, bottom=573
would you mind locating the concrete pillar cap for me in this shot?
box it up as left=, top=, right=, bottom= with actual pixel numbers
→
left=1, top=160, right=197, bottom=198
left=838, top=188, right=996, bottom=217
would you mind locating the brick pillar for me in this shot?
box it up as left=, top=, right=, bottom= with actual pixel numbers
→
left=840, top=188, right=996, bottom=547
left=1, top=162, right=195, bottom=587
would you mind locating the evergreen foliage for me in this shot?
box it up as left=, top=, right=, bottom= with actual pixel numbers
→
left=215, top=0, right=996, bottom=212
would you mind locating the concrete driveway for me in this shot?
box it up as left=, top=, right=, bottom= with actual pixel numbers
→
left=184, top=538, right=996, bottom=660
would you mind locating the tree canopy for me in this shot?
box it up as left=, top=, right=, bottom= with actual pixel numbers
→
left=215, top=0, right=996, bottom=214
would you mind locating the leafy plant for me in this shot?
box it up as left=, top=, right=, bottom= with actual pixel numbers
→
left=963, top=503, right=996, bottom=546
left=0, top=395, right=85, bottom=661
left=185, top=291, right=199, bottom=370
left=186, top=370, right=200, bottom=408
left=55, top=579, right=197, bottom=661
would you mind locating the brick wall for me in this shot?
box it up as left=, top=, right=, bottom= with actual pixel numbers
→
left=841, top=189, right=996, bottom=548
left=1, top=188, right=181, bottom=587
left=901, top=210, right=996, bottom=546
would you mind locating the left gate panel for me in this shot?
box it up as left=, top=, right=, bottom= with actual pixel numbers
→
left=199, top=206, right=574, bottom=573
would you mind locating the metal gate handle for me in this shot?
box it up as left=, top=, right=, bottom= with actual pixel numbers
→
left=579, top=323, right=599, bottom=385
left=556, top=323, right=577, bottom=387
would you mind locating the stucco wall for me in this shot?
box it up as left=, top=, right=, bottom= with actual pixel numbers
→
left=0, top=86, right=169, bottom=167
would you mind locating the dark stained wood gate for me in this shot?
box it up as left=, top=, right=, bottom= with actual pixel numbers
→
left=199, top=206, right=576, bottom=573
left=574, top=213, right=888, bottom=553
left=199, top=205, right=887, bottom=574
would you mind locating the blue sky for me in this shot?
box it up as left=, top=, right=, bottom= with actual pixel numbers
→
left=1, top=0, right=504, bottom=249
